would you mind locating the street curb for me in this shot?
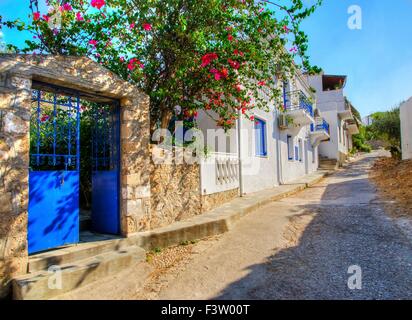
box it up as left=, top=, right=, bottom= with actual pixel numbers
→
left=131, top=171, right=331, bottom=251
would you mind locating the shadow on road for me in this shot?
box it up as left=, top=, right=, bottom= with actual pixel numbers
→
left=214, top=155, right=412, bottom=300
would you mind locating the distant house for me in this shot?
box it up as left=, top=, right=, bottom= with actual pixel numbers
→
left=400, top=97, right=412, bottom=160
left=362, top=115, right=374, bottom=126
left=306, top=73, right=359, bottom=165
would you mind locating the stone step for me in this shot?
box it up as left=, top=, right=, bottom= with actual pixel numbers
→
left=28, top=236, right=136, bottom=273
left=319, top=164, right=338, bottom=169
left=12, top=246, right=146, bottom=300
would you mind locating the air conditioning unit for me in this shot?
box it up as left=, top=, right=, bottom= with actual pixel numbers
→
left=278, top=114, right=289, bottom=130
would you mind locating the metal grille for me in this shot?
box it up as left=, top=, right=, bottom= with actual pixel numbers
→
left=30, top=88, right=80, bottom=171
left=91, top=103, right=120, bottom=171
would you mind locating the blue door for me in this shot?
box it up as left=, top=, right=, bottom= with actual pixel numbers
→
left=28, top=87, right=80, bottom=254
left=91, top=104, right=120, bottom=235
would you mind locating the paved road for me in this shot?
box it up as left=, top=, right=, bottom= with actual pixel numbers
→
left=154, top=152, right=412, bottom=300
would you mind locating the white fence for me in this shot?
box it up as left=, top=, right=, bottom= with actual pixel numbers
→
left=200, top=152, right=240, bottom=195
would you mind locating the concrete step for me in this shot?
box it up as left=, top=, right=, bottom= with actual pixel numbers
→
left=319, top=159, right=338, bottom=170
left=320, top=159, right=338, bottom=163
left=12, top=246, right=146, bottom=300
left=319, top=164, right=338, bottom=169
left=28, top=235, right=135, bottom=273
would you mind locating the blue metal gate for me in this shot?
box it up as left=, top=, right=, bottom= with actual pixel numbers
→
left=28, top=84, right=121, bottom=254
left=91, top=103, right=120, bottom=235
left=28, top=86, right=80, bottom=254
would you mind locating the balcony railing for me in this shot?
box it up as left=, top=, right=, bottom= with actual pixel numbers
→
left=310, top=117, right=330, bottom=147
left=311, top=118, right=330, bottom=134
left=200, top=152, right=239, bottom=195
left=284, top=90, right=314, bottom=118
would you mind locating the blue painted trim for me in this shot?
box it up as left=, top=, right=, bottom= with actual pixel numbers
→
left=255, top=118, right=267, bottom=157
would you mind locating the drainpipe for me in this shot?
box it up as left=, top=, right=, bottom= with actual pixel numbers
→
left=275, top=108, right=284, bottom=185
left=237, top=110, right=244, bottom=197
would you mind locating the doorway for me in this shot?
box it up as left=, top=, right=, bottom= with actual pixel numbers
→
left=28, top=82, right=121, bottom=254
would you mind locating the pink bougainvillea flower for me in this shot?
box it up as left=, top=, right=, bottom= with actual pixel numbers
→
left=283, top=25, right=290, bottom=33
left=258, top=80, right=266, bottom=86
left=201, top=53, right=218, bottom=68
left=76, top=12, right=84, bottom=21
left=209, top=68, right=221, bottom=80
left=233, top=49, right=244, bottom=56
left=42, top=14, right=50, bottom=22
left=129, top=23, right=135, bottom=29
left=89, top=39, right=98, bottom=46
left=227, top=34, right=234, bottom=41
left=289, top=46, right=298, bottom=53
left=127, top=58, right=144, bottom=71
left=62, top=3, right=73, bottom=11
left=91, top=0, right=106, bottom=10
left=220, top=68, right=229, bottom=79
left=119, top=56, right=125, bottom=62
left=33, top=12, right=40, bottom=21
left=143, top=23, right=152, bottom=31
left=249, top=115, right=255, bottom=121
left=210, top=68, right=228, bottom=81
left=228, top=59, right=240, bottom=70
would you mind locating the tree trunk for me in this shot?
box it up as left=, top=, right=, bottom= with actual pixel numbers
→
left=158, top=109, right=173, bottom=144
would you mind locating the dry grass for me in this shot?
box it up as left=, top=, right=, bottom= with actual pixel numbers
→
left=370, top=157, right=412, bottom=218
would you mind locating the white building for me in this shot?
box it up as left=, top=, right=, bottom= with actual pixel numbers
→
left=306, top=73, right=359, bottom=165
left=362, top=115, right=374, bottom=126
left=400, top=97, right=412, bottom=160
left=195, top=69, right=331, bottom=196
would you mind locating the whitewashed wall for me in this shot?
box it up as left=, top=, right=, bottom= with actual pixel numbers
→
left=307, top=74, right=350, bottom=161
left=401, top=97, right=412, bottom=160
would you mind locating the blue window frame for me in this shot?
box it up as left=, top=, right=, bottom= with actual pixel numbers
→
left=255, top=118, right=267, bottom=156
left=287, top=135, right=293, bottom=160
left=295, top=146, right=299, bottom=161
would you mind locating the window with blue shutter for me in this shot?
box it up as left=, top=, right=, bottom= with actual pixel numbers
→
left=287, top=135, right=293, bottom=160
left=255, top=118, right=267, bottom=156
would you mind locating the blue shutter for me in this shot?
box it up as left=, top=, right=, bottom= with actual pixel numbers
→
left=255, top=118, right=267, bottom=156
left=287, top=135, right=293, bottom=160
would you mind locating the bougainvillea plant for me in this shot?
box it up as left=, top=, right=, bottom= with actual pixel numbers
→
left=1, top=0, right=322, bottom=133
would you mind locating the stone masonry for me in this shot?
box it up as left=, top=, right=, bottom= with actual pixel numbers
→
left=150, top=145, right=239, bottom=229
left=0, top=54, right=150, bottom=297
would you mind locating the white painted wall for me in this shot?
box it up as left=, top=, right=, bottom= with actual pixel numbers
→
left=195, top=71, right=321, bottom=195
left=276, top=117, right=319, bottom=184
left=307, top=74, right=353, bottom=162
left=401, top=97, right=412, bottom=160
left=239, top=107, right=280, bottom=194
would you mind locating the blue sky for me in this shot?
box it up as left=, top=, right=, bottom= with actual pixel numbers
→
left=300, top=0, right=412, bottom=117
left=1, top=1, right=411, bottom=117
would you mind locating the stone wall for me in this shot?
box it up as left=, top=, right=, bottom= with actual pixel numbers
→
left=0, top=74, right=31, bottom=298
left=150, top=161, right=202, bottom=229
left=149, top=146, right=239, bottom=229
left=201, top=188, right=239, bottom=213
